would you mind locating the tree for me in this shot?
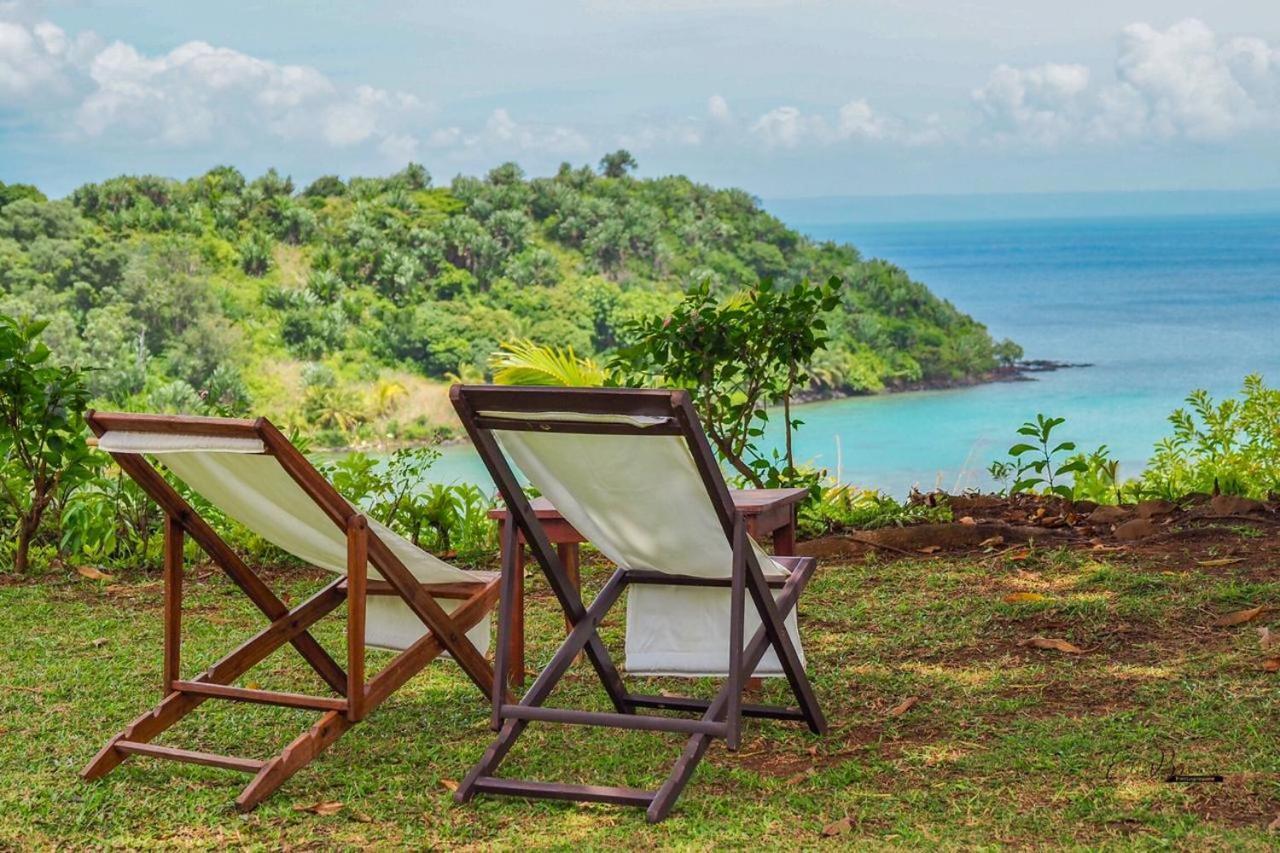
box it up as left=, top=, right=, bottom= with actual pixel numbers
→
left=0, top=181, right=46, bottom=210
left=598, top=150, right=638, bottom=179
left=0, top=315, right=93, bottom=573
left=611, top=277, right=841, bottom=488
left=302, top=174, right=347, bottom=198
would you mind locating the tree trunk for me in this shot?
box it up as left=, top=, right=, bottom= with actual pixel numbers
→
left=14, top=520, right=32, bottom=574
left=783, top=392, right=794, bottom=473
left=709, top=430, right=764, bottom=488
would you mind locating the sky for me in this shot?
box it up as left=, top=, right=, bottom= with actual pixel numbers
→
left=1, top=0, right=1278, bottom=200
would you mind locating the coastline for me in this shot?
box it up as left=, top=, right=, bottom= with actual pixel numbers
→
left=791, top=359, right=1090, bottom=405
left=322, top=360, right=1090, bottom=454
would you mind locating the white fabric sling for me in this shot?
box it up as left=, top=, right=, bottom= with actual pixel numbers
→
left=96, top=430, right=489, bottom=654
left=481, top=410, right=804, bottom=677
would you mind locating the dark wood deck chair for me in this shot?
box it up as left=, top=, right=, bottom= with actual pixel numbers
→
left=450, top=386, right=827, bottom=822
left=80, top=411, right=503, bottom=811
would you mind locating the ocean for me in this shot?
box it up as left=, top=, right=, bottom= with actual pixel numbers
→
left=430, top=205, right=1280, bottom=497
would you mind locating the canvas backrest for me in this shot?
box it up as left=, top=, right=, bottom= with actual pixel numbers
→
left=456, top=388, right=776, bottom=578
left=94, top=427, right=469, bottom=585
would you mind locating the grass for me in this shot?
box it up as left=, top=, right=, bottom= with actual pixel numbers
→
left=3, top=544, right=1280, bottom=849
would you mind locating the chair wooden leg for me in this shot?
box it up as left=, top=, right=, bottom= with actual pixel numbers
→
left=507, top=543, right=526, bottom=689
left=162, top=515, right=183, bottom=693
left=81, top=578, right=347, bottom=783
left=649, top=558, right=822, bottom=822
left=455, top=569, right=629, bottom=804
left=236, top=710, right=352, bottom=812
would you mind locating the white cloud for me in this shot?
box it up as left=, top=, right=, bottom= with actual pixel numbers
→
left=1110, top=19, right=1273, bottom=141
left=973, top=19, right=1280, bottom=147
left=751, top=106, right=827, bottom=147
left=971, top=63, right=1091, bottom=145
left=475, top=108, right=590, bottom=153
left=378, top=132, right=420, bottom=163
left=749, top=98, right=930, bottom=148
left=0, top=18, right=96, bottom=100
left=836, top=98, right=893, bottom=141
left=75, top=39, right=423, bottom=152
left=0, top=10, right=424, bottom=159
left=707, top=93, right=731, bottom=123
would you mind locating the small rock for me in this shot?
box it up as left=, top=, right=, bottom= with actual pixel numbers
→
left=1207, top=494, right=1266, bottom=516
left=1088, top=505, right=1131, bottom=525
left=1133, top=499, right=1176, bottom=519
left=1113, top=518, right=1160, bottom=541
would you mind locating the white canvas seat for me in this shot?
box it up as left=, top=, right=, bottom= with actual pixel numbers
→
left=97, top=430, right=489, bottom=653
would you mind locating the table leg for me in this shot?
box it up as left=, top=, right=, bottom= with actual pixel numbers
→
left=772, top=508, right=797, bottom=556
left=506, top=540, right=526, bottom=690
left=557, top=543, right=582, bottom=664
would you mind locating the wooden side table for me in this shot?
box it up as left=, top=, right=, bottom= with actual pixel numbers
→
left=488, top=487, right=808, bottom=688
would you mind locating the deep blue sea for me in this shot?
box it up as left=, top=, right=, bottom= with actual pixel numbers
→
left=432, top=208, right=1280, bottom=497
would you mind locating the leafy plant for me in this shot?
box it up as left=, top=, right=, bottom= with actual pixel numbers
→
left=1066, top=446, right=1126, bottom=505
left=1139, top=375, right=1280, bottom=499
left=489, top=338, right=609, bottom=387
left=798, top=483, right=952, bottom=537
left=610, top=276, right=841, bottom=488
left=322, top=447, right=497, bottom=565
left=0, top=315, right=95, bottom=572
left=990, top=414, right=1087, bottom=499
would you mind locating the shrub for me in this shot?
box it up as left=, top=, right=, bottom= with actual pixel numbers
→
left=0, top=315, right=95, bottom=572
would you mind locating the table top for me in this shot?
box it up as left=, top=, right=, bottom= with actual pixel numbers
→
left=488, top=487, right=808, bottom=520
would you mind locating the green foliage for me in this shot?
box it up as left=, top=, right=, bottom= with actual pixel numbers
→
left=1140, top=375, right=1280, bottom=499
left=990, top=377, right=1280, bottom=504
left=798, top=483, right=953, bottom=537
left=0, top=180, right=46, bottom=209
left=598, top=149, right=638, bottom=179
left=1064, top=446, right=1126, bottom=505
left=238, top=231, right=273, bottom=276
left=0, top=315, right=94, bottom=572
left=488, top=338, right=608, bottom=387
left=988, top=414, right=1087, bottom=499
left=323, top=448, right=496, bottom=564
left=0, top=162, right=1011, bottom=444
left=610, top=277, right=840, bottom=488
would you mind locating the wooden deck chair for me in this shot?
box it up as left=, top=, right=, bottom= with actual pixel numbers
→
left=449, top=386, right=827, bottom=822
left=79, top=411, right=504, bottom=811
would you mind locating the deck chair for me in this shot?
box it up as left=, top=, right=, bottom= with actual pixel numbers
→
left=450, top=386, right=827, bottom=822
left=79, top=411, right=503, bottom=811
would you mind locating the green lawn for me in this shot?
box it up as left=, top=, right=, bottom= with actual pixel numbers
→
left=3, top=545, right=1280, bottom=849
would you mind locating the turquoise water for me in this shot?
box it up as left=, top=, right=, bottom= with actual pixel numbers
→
left=430, top=210, right=1280, bottom=497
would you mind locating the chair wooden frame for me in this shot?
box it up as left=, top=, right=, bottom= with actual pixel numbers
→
left=450, top=386, right=827, bottom=822
left=80, top=411, right=504, bottom=811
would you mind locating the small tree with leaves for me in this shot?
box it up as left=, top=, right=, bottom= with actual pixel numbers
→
left=611, top=277, right=841, bottom=488
left=0, top=315, right=94, bottom=573
left=598, top=150, right=638, bottom=179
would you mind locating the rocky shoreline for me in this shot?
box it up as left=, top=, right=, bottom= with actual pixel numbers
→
left=793, top=358, right=1090, bottom=404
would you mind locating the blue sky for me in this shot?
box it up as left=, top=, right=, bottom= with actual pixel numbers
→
left=2, top=0, right=1278, bottom=199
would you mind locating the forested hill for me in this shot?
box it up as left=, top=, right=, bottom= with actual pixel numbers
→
left=0, top=158, right=1019, bottom=442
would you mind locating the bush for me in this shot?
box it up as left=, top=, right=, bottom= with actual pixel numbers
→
left=0, top=314, right=94, bottom=573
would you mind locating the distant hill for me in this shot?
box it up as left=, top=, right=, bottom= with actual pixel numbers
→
left=0, top=160, right=1017, bottom=443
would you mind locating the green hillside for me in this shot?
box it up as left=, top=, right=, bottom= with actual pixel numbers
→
left=0, top=159, right=1018, bottom=444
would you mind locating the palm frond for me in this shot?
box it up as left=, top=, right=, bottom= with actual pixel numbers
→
left=488, top=338, right=609, bottom=387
